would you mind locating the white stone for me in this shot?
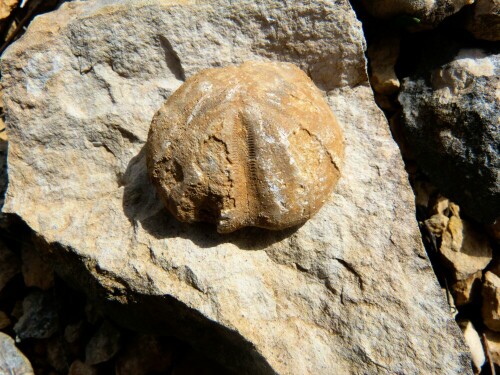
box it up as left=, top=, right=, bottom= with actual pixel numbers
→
left=460, top=320, right=485, bottom=372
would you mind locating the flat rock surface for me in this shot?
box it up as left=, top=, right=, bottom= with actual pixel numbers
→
left=1, top=0, right=471, bottom=374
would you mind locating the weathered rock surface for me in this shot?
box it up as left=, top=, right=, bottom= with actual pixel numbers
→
left=399, top=48, right=500, bottom=225
left=1, top=0, right=471, bottom=374
left=451, top=270, right=482, bottom=306
left=0, top=0, right=18, bottom=21
left=361, top=0, right=474, bottom=26
left=148, top=61, right=343, bottom=233
left=466, top=0, right=500, bottom=41
left=425, top=213, right=449, bottom=236
left=439, top=204, right=492, bottom=281
left=367, top=35, right=401, bottom=95
left=0, top=331, right=34, bottom=375
left=13, top=290, right=59, bottom=340
left=483, top=271, right=500, bottom=331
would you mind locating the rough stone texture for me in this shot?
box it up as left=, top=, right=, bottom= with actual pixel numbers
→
left=0, top=331, right=34, bottom=375
left=0, top=0, right=18, bottom=21
left=439, top=205, right=492, bottom=281
left=399, top=48, right=500, bottom=225
left=147, top=61, right=343, bottom=233
left=367, top=35, right=401, bottom=95
left=451, top=270, right=482, bottom=306
left=483, top=271, right=500, bottom=331
left=466, top=0, right=500, bottom=41
left=1, top=0, right=472, bottom=374
left=361, top=0, right=474, bottom=26
left=425, top=213, right=449, bottom=236
left=13, top=290, right=59, bottom=340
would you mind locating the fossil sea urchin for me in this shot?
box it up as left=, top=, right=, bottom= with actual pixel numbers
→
left=146, top=61, right=344, bottom=233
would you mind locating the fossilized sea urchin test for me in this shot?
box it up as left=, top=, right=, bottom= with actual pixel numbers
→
left=146, top=61, right=344, bottom=233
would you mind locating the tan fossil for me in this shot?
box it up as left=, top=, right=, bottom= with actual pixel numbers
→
left=146, top=61, right=344, bottom=233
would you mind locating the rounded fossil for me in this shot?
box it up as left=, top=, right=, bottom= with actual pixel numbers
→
left=146, top=61, right=344, bottom=233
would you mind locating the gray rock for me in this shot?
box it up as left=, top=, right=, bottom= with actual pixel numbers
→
left=399, top=48, right=500, bottom=224
left=13, top=290, right=59, bottom=340
left=0, top=331, right=34, bottom=375
left=1, top=0, right=472, bottom=374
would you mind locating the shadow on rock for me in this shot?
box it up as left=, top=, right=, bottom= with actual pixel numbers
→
left=122, top=146, right=298, bottom=251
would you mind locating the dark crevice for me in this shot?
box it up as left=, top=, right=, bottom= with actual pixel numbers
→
left=159, top=35, right=186, bottom=81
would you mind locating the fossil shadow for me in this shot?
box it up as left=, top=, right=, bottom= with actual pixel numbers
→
left=122, top=146, right=299, bottom=250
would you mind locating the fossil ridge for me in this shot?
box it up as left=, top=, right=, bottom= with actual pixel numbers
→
left=147, top=61, right=344, bottom=233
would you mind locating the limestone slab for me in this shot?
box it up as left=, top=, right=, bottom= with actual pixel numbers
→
left=1, top=0, right=471, bottom=373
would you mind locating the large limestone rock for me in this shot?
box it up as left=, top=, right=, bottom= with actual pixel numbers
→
left=399, top=47, right=500, bottom=225
left=1, top=0, right=472, bottom=374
